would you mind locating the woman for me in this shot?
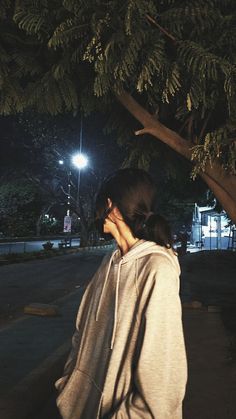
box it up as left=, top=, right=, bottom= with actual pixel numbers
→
left=56, top=168, right=187, bottom=419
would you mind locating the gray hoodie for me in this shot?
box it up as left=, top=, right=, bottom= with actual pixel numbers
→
left=56, top=240, right=187, bottom=419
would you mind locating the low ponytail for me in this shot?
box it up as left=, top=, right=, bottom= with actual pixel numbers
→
left=136, top=213, right=173, bottom=249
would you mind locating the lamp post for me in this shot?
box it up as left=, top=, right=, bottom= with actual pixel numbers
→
left=71, top=152, right=88, bottom=245
left=58, top=159, right=73, bottom=233
left=59, top=153, right=88, bottom=235
left=66, top=171, right=72, bottom=217
left=71, top=152, right=88, bottom=210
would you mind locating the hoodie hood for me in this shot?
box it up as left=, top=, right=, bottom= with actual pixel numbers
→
left=95, top=240, right=180, bottom=349
left=114, top=239, right=180, bottom=273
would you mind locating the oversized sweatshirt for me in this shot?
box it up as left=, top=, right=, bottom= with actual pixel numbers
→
left=55, top=240, right=187, bottom=419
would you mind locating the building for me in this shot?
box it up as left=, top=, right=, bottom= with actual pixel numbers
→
left=191, top=203, right=233, bottom=250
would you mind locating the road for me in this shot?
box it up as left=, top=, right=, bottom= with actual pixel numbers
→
left=0, top=248, right=108, bottom=327
left=0, top=236, right=230, bottom=257
left=0, top=238, right=81, bottom=255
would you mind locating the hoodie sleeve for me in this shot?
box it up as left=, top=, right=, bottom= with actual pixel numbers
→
left=55, top=279, right=94, bottom=393
left=108, top=259, right=187, bottom=419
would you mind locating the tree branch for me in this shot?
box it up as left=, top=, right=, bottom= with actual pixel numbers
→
left=145, top=14, right=177, bottom=43
left=116, top=89, right=236, bottom=206
left=135, top=128, right=152, bottom=136
left=201, top=172, right=236, bottom=221
left=116, top=89, right=193, bottom=159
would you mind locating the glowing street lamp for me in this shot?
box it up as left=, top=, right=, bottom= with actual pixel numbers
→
left=71, top=152, right=88, bottom=213
left=71, top=153, right=88, bottom=169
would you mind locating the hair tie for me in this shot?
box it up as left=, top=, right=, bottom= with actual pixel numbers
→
left=143, top=211, right=154, bottom=228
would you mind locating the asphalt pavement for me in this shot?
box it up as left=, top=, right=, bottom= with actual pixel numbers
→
left=0, top=288, right=84, bottom=419
left=0, top=248, right=107, bottom=326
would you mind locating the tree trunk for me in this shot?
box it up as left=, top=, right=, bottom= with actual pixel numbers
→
left=76, top=198, right=90, bottom=247
left=36, top=216, right=42, bottom=237
left=116, top=90, right=236, bottom=223
left=80, top=221, right=89, bottom=247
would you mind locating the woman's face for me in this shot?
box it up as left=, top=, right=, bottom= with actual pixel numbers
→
left=103, top=213, right=114, bottom=234
left=103, top=201, right=116, bottom=236
left=103, top=198, right=125, bottom=239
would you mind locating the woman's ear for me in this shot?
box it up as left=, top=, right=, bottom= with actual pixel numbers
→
left=107, top=197, right=113, bottom=208
left=107, top=198, right=123, bottom=221
left=113, top=206, right=123, bottom=221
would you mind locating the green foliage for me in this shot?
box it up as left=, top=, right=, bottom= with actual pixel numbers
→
left=0, top=0, right=235, bottom=175
left=0, top=179, right=42, bottom=236
left=191, top=124, right=236, bottom=179
left=136, top=38, right=166, bottom=92
left=26, top=73, right=78, bottom=114
left=0, top=0, right=11, bottom=20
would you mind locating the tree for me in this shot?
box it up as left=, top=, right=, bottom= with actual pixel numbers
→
left=0, top=113, right=71, bottom=235
left=0, top=1, right=235, bottom=220
left=0, top=178, right=44, bottom=236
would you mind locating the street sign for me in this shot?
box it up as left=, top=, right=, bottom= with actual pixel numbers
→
left=63, top=215, right=72, bottom=233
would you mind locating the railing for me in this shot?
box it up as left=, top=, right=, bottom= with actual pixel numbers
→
left=0, top=237, right=81, bottom=255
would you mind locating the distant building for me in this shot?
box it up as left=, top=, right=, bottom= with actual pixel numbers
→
left=191, top=204, right=231, bottom=250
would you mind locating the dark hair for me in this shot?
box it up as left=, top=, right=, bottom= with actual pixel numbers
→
left=95, top=168, right=173, bottom=249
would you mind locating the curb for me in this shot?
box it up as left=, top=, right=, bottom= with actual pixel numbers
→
left=0, top=340, right=71, bottom=419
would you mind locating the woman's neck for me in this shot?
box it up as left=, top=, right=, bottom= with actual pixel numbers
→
left=107, top=211, right=140, bottom=255
left=115, top=233, right=139, bottom=255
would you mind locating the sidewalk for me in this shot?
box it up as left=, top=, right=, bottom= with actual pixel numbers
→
left=183, top=308, right=236, bottom=419
left=0, top=292, right=236, bottom=418
left=0, top=287, right=85, bottom=419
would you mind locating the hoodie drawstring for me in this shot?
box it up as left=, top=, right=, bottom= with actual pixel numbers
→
left=95, top=252, right=115, bottom=321
left=95, top=251, right=123, bottom=350
left=110, top=259, right=122, bottom=350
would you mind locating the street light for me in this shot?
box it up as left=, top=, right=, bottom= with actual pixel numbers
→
left=57, top=159, right=72, bottom=234
left=71, top=152, right=88, bottom=169
left=71, top=152, right=88, bottom=212
left=59, top=153, right=89, bottom=236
